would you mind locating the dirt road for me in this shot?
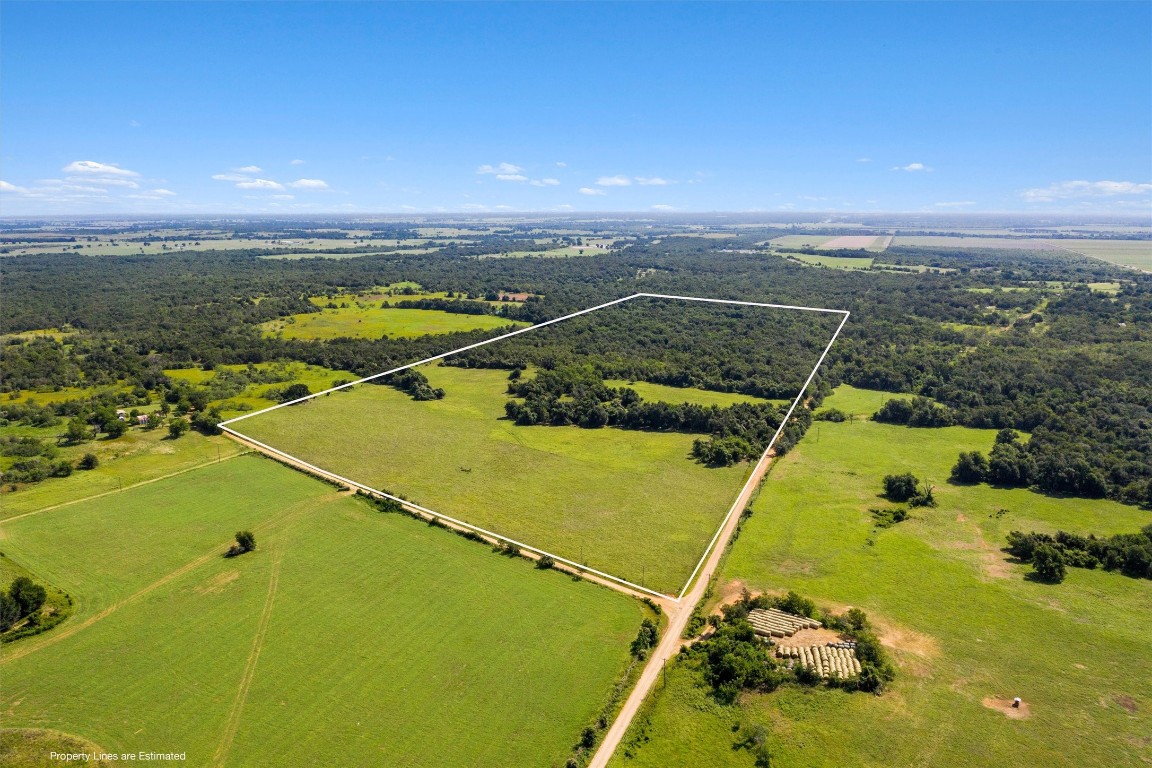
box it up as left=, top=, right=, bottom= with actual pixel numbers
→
left=588, top=448, right=776, bottom=768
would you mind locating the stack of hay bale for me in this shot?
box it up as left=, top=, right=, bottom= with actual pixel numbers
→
left=774, top=644, right=862, bottom=678
left=746, top=608, right=822, bottom=638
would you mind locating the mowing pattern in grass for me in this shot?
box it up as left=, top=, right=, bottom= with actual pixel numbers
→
left=612, top=385, right=1152, bottom=768
left=237, top=365, right=751, bottom=594
left=0, top=455, right=642, bottom=767
left=261, top=305, right=524, bottom=340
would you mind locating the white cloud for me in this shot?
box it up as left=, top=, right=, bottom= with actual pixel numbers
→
left=857, top=157, right=872, bottom=163
left=579, top=187, right=606, bottom=196
left=151, top=188, right=177, bottom=196
left=269, top=194, right=295, bottom=200
left=1020, top=180, right=1152, bottom=201
left=636, top=177, right=672, bottom=186
left=530, top=178, right=561, bottom=187
left=236, top=179, right=285, bottom=190
left=596, top=175, right=631, bottom=187
left=555, top=161, right=567, bottom=167
left=651, top=204, right=676, bottom=210
left=288, top=178, right=329, bottom=189
left=212, top=173, right=250, bottom=182
left=495, top=173, right=528, bottom=182
left=477, top=162, right=523, bottom=175
left=129, top=119, right=141, bottom=128
left=934, top=201, right=976, bottom=207
left=235, top=165, right=263, bottom=173
left=70, top=176, right=138, bottom=188
left=892, top=162, right=930, bottom=172
left=63, top=160, right=140, bottom=177
left=0, top=180, right=29, bottom=194
left=290, top=159, right=306, bottom=165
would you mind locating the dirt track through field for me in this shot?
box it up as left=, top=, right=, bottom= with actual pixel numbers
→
left=211, top=549, right=284, bottom=768
left=588, top=449, right=776, bottom=768
left=0, top=491, right=336, bottom=666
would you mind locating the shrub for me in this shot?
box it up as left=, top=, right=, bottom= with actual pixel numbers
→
left=167, top=418, right=190, bottom=438
left=950, top=451, right=988, bottom=483
left=9, top=576, right=47, bottom=617
left=78, top=452, right=99, bottom=470
left=536, top=554, right=555, bottom=569
left=1031, top=544, right=1066, bottom=583
left=882, top=473, right=919, bottom=502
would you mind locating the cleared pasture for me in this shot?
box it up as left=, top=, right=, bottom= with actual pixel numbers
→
left=789, top=254, right=874, bottom=270
left=260, top=305, right=525, bottom=341
left=612, top=385, right=1152, bottom=768
left=0, top=456, right=644, bottom=767
left=604, top=380, right=786, bottom=408
left=235, top=365, right=753, bottom=594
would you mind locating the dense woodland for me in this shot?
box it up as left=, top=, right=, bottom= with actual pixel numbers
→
left=1, top=223, right=1149, bottom=504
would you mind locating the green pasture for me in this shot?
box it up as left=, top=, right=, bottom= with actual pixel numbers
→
left=605, top=380, right=786, bottom=408
left=236, top=365, right=753, bottom=594
left=0, top=455, right=643, bottom=767
left=261, top=305, right=525, bottom=341
left=0, top=429, right=246, bottom=520
left=613, top=385, right=1152, bottom=768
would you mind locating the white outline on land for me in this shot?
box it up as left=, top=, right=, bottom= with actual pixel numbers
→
left=219, top=293, right=848, bottom=601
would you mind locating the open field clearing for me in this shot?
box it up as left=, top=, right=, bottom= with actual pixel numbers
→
left=0, top=430, right=246, bottom=520
left=612, top=385, right=1152, bottom=768
left=0, top=456, right=643, bottom=767
left=0, top=237, right=386, bottom=258
left=260, top=305, right=524, bottom=340
left=604, top=380, right=787, bottom=408
left=236, top=365, right=753, bottom=594
left=1045, top=239, right=1151, bottom=270
left=817, top=236, right=887, bottom=251
left=768, top=235, right=835, bottom=248
left=789, top=254, right=874, bottom=270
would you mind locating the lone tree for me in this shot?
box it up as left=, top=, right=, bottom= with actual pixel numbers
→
left=280, top=383, right=311, bottom=403
left=168, top=418, right=190, bottom=439
left=227, top=531, right=257, bottom=557
left=1031, top=543, right=1066, bottom=583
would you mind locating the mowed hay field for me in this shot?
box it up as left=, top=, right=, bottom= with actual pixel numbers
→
left=612, top=385, right=1152, bottom=768
left=1046, top=239, right=1151, bottom=270
left=237, top=365, right=752, bottom=594
left=261, top=305, right=525, bottom=340
left=0, top=455, right=644, bottom=767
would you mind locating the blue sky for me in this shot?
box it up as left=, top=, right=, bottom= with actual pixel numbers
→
left=2, top=1, right=1150, bottom=216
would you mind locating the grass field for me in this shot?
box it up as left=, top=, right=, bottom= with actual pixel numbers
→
left=0, top=429, right=247, bottom=520
left=163, top=361, right=359, bottom=415
left=767, top=235, right=835, bottom=249
left=604, top=380, right=786, bottom=408
left=236, top=365, right=753, bottom=594
left=612, top=384, right=1152, bottom=768
left=0, top=455, right=644, bottom=767
left=261, top=305, right=525, bottom=340
left=892, top=236, right=1057, bottom=250
left=1047, top=239, right=1151, bottom=270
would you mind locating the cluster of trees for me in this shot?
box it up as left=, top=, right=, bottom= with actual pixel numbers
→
left=502, top=365, right=795, bottom=466
left=950, top=429, right=1116, bottom=500
left=630, top=618, right=659, bottom=659
left=701, top=590, right=895, bottom=697
left=882, top=473, right=936, bottom=507
left=0, top=576, right=48, bottom=632
left=1006, top=526, right=1152, bottom=582
left=872, top=396, right=955, bottom=427
left=382, top=369, right=444, bottom=401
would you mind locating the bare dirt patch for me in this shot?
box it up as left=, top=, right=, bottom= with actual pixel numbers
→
left=786, top=627, right=845, bottom=645
left=1114, top=695, right=1139, bottom=713
left=956, top=513, right=968, bottom=522
left=983, top=696, right=1032, bottom=719
left=877, top=621, right=940, bottom=660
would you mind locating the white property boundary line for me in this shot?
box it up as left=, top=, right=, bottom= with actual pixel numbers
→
left=219, top=293, right=849, bottom=601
